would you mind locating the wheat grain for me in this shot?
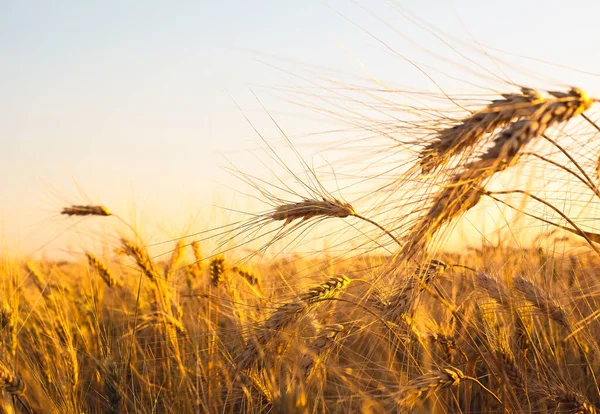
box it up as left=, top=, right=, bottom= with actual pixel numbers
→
left=238, top=276, right=350, bottom=370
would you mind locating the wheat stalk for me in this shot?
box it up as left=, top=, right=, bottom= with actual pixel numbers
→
left=232, top=266, right=261, bottom=286
left=460, top=87, right=593, bottom=182
left=549, top=387, right=598, bottom=414
left=268, top=197, right=402, bottom=247
left=101, top=358, right=122, bottom=414
left=190, top=240, right=202, bottom=271
left=25, top=262, right=47, bottom=295
left=400, top=183, right=486, bottom=259
left=475, top=272, right=511, bottom=306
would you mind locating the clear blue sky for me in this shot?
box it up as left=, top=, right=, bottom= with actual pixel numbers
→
left=2, top=0, right=600, bottom=255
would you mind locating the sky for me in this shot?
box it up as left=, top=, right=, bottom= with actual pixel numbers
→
left=2, top=0, right=600, bottom=257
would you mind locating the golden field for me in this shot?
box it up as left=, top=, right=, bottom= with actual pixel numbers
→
left=2, top=237, right=600, bottom=413
left=4, top=47, right=600, bottom=414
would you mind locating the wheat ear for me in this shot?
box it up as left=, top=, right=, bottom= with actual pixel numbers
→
left=300, top=323, right=345, bottom=379
left=420, top=87, right=544, bottom=173
left=238, top=275, right=350, bottom=370
left=512, top=276, right=570, bottom=329
left=61, top=205, right=111, bottom=217
left=397, top=368, right=464, bottom=407
left=86, top=253, right=118, bottom=288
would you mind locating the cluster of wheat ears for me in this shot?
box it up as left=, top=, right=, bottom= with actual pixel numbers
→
left=3, top=78, right=600, bottom=413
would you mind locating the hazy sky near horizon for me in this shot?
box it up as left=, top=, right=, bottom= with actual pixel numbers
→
left=2, top=0, right=600, bottom=256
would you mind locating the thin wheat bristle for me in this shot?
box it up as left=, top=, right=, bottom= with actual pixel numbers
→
left=86, top=253, right=118, bottom=288
left=270, top=198, right=355, bottom=225
left=61, top=205, right=111, bottom=217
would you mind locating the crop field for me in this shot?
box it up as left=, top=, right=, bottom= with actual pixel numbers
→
left=3, top=3, right=600, bottom=414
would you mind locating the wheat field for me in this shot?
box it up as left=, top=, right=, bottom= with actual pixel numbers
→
left=2, top=84, right=600, bottom=413
left=5, top=4, right=600, bottom=414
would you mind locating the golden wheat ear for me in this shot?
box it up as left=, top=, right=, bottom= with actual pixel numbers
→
left=419, top=87, right=544, bottom=174
left=86, top=253, right=118, bottom=288
left=396, top=368, right=464, bottom=407
left=474, top=87, right=594, bottom=172
left=0, top=364, right=26, bottom=396
left=270, top=198, right=355, bottom=225
left=61, top=205, right=111, bottom=217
